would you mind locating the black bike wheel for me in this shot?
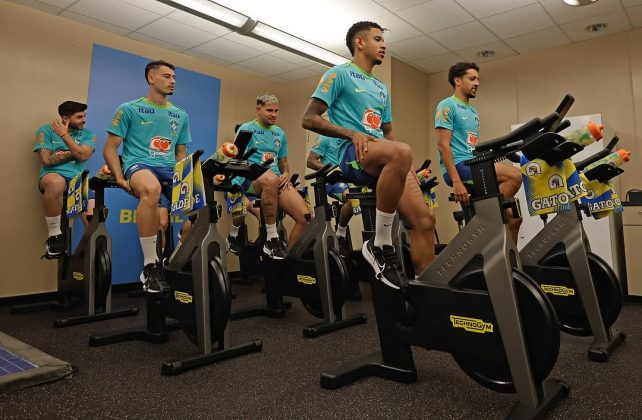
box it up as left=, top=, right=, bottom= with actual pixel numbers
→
left=301, top=249, right=349, bottom=319
left=182, top=257, right=232, bottom=346
left=447, top=268, right=560, bottom=393
left=94, top=244, right=111, bottom=311
left=540, top=251, right=622, bottom=336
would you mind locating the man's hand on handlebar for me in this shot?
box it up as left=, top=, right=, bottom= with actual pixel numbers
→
left=452, top=180, right=469, bottom=204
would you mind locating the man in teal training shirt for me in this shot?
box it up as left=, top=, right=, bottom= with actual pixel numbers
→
left=104, top=60, right=191, bottom=294
left=435, top=62, right=522, bottom=243
left=302, top=21, right=436, bottom=289
left=228, top=93, right=308, bottom=258
left=34, top=101, right=95, bottom=258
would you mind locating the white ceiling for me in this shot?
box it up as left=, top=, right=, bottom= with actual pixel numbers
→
left=7, top=0, right=642, bottom=81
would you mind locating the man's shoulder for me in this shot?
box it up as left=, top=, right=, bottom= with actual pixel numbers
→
left=37, top=124, right=51, bottom=134
left=271, top=124, right=286, bottom=135
left=81, top=127, right=96, bottom=137
left=118, top=97, right=145, bottom=109
left=167, top=101, right=189, bottom=116
left=437, top=96, right=455, bottom=108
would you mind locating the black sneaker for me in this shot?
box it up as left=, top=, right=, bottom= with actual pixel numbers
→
left=337, top=235, right=350, bottom=258
left=227, top=234, right=242, bottom=255
left=140, top=263, right=170, bottom=294
left=263, top=237, right=288, bottom=260
left=44, top=234, right=65, bottom=259
left=362, top=239, right=407, bottom=289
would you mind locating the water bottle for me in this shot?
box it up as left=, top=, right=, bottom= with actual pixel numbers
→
left=416, top=168, right=432, bottom=185
left=585, top=149, right=631, bottom=171
left=214, top=142, right=238, bottom=163
left=213, top=174, right=226, bottom=185
left=565, top=121, right=603, bottom=147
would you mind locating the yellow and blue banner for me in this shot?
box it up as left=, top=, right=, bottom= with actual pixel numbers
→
left=579, top=174, right=623, bottom=219
left=520, top=155, right=586, bottom=216
left=171, top=152, right=205, bottom=217
left=65, top=173, right=88, bottom=218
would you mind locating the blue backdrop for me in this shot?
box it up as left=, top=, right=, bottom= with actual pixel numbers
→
left=83, top=44, right=221, bottom=284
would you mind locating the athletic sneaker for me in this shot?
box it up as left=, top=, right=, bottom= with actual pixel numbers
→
left=44, top=234, right=65, bottom=258
left=263, top=237, right=288, bottom=260
left=140, top=263, right=170, bottom=294
left=227, top=234, right=242, bottom=255
left=362, top=239, right=407, bottom=289
left=337, top=235, right=350, bottom=258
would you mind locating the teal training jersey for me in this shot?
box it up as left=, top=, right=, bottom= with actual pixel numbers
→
left=33, top=124, right=96, bottom=179
left=107, top=97, right=191, bottom=173
left=434, top=95, right=479, bottom=174
left=310, top=136, right=342, bottom=166
left=312, top=62, right=392, bottom=164
left=235, top=119, right=288, bottom=176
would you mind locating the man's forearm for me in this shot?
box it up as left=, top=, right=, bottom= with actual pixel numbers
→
left=60, top=133, right=91, bottom=161
left=104, top=147, right=124, bottom=181
left=39, top=149, right=74, bottom=167
left=303, top=115, right=355, bottom=140
left=439, top=145, right=462, bottom=184
left=307, top=158, right=324, bottom=170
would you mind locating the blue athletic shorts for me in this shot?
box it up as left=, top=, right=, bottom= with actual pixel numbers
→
left=326, top=181, right=350, bottom=202
left=339, top=144, right=378, bottom=188
left=442, top=161, right=473, bottom=187
left=124, top=163, right=173, bottom=209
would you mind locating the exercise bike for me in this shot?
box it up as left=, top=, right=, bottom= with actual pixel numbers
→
left=11, top=170, right=139, bottom=327
left=89, top=146, right=269, bottom=375
left=321, top=110, right=569, bottom=419
left=231, top=164, right=367, bottom=338
left=515, top=100, right=625, bottom=361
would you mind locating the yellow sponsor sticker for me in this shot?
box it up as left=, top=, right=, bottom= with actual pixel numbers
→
left=450, top=315, right=494, bottom=334
left=296, top=275, right=316, bottom=285
left=541, top=284, right=575, bottom=296
left=174, top=291, right=193, bottom=304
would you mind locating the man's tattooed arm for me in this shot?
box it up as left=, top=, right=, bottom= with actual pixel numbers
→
left=39, top=149, right=74, bottom=167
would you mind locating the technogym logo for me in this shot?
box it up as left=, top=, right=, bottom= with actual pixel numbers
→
left=449, top=315, right=494, bottom=334
left=296, top=275, right=316, bottom=285
left=541, top=284, right=575, bottom=296
left=174, top=291, right=193, bottom=304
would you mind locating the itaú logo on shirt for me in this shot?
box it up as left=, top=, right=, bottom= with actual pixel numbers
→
left=263, top=152, right=275, bottom=163
left=361, top=109, right=382, bottom=132
left=149, top=136, right=172, bottom=157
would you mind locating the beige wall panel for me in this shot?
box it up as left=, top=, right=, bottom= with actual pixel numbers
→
left=0, top=1, right=278, bottom=296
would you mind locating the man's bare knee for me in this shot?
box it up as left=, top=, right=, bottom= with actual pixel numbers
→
left=413, top=210, right=436, bottom=233
left=257, top=171, right=279, bottom=190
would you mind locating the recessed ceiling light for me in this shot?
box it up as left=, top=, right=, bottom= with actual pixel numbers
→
left=476, top=50, right=495, bottom=58
left=585, top=23, right=608, bottom=32
left=563, top=0, right=599, bottom=6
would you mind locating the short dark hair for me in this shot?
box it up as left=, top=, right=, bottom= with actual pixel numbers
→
left=144, top=60, right=175, bottom=84
left=448, top=62, right=479, bottom=88
left=345, top=21, right=384, bottom=56
left=58, top=101, right=87, bottom=117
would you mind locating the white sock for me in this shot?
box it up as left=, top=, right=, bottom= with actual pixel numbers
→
left=140, top=235, right=159, bottom=266
left=336, top=225, right=347, bottom=238
left=46, top=215, right=62, bottom=237
left=373, top=209, right=395, bottom=248
left=230, top=224, right=240, bottom=238
left=266, top=223, right=278, bottom=240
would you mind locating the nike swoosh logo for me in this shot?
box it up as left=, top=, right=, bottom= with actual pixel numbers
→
left=141, top=121, right=153, bottom=125
left=462, top=117, right=468, bottom=120
left=355, top=88, right=367, bottom=93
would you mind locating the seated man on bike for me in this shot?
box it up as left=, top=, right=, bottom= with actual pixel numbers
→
left=34, top=101, right=95, bottom=258
left=303, top=21, right=436, bottom=288
left=233, top=92, right=309, bottom=258
left=307, top=136, right=353, bottom=257
left=435, top=62, right=522, bottom=243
